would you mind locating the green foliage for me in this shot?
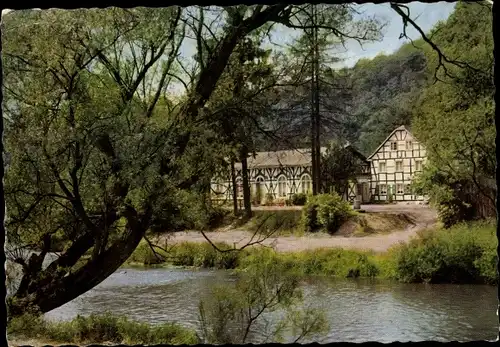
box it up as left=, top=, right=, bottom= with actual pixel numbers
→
left=7, top=313, right=198, bottom=345
left=249, top=210, right=303, bottom=235
left=264, top=193, right=275, bottom=206
left=127, top=219, right=497, bottom=285
left=291, top=193, right=307, bottom=206
left=170, top=242, right=241, bottom=269
left=412, top=2, right=495, bottom=224
left=126, top=240, right=168, bottom=266
left=127, top=241, right=242, bottom=269
left=384, top=220, right=497, bottom=284
left=320, top=141, right=368, bottom=196
left=239, top=247, right=379, bottom=279
left=198, top=257, right=328, bottom=344
left=301, top=193, right=353, bottom=233
left=348, top=43, right=427, bottom=155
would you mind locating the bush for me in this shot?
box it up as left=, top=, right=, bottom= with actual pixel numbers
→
left=126, top=240, right=168, bottom=266
left=386, top=220, right=497, bottom=284
left=264, top=193, right=275, bottom=206
left=291, top=193, right=307, bottom=206
left=170, top=242, right=241, bottom=269
left=7, top=313, right=198, bottom=345
left=301, top=193, right=353, bottom=234
left=238, top=247, right=379, bottom=279
left=206, top=207, right=230, bottom=230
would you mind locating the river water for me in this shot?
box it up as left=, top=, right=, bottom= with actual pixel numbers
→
left=44, top=267, right=498, bottom=343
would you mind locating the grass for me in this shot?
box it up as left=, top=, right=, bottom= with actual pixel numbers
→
left=377, top=219, right=498, bottom=284
left=126, top=219, right=497, bottom=285
left=125, top=240, right=242, bottom=269
left=7, top=312, right=199, bottom=345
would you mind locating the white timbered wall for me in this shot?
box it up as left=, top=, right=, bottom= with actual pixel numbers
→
left=369, top=128, right=427, bottom=201
left=211, top=165, right=313, bottom=204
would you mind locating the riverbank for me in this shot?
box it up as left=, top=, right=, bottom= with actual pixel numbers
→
left=7, top=313, right=198, bottom=346
left=169, top=204, right=438, bottom=252
left=128, top=220, right=497, bottom=285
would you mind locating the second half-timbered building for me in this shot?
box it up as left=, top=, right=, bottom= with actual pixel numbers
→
left=367, top=125, right=427, bottom=201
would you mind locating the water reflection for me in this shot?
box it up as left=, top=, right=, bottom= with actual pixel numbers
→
left=44, top=268, right=498, bottom=342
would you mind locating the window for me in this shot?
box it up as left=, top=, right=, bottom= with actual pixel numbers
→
left=396, top=184, right=404, bottom=195
left=404, top=184, right=412, bottom=194
left=300, top=174, right=312, bottom=194
left=278, top=176, right=287, bottom=197
left=415, top=160, right=423, bottom=171
left=379, top=162, right=386, bottom=173
left=379, top=184, right=387, bottom=195
left=406, top=141, right=413, bottom=150
left=396, top=160, right=403, bottom=172
left=390, top=141, right=398, bottom=151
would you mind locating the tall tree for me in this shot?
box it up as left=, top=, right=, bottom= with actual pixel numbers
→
left=411, top=2, right=495, bottom=224
left=273, top=4, right=382, bottom=192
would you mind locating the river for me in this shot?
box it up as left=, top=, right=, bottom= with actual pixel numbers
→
left=43, top=267, right=498, bottom=343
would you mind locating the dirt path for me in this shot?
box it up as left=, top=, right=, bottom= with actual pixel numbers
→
left=168, top=204, right=438, bottom=253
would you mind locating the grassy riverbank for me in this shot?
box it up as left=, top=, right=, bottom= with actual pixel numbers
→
left=7, top=313, right=199, bottom=345
left=128, top=220, right=497, bottom=284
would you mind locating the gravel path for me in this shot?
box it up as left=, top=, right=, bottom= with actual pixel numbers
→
left=168, top=204, right=438, bottom=253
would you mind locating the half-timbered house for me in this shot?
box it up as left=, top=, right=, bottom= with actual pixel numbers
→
left=367, top=125, right=427, bottom=201
left=211, top=126, right=427, bottom=205
left=211, top=144, right=371, bottom=205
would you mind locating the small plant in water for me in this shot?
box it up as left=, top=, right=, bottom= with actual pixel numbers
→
left=198, top=256, right=328, bottom=344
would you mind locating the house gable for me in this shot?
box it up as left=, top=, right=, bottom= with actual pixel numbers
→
left=367, top=125, right=427, bottom=202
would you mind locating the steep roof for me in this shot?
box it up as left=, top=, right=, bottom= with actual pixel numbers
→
left=233, top=148, right=326, bottom=170
left=233, top=142, right=367, bottom=170
left=366, top=125, right=414, bottom=160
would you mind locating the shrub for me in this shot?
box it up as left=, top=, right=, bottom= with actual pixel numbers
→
left=7, top=313, right=198, bottom=345
left=251, top=195, right=261, bottom=206
left=264, top=193, right=275, bottom=206
left=169, top=242, right=242, bottom=269
left=301, top=193, right=353, bottom=234
left=206, top=207, right=230, bottom=230
left=199, top=257, right=328, bottom=344
left=291, top=193, right=307, bottom=206
left=388, top=221, right=497, bottom=284
left=126, top=240, right=167, bottom=266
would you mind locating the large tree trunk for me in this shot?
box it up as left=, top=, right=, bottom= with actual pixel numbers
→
left=240, top=145, right=252, bottom=219
left=8, top=205, right=150, bottom=317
